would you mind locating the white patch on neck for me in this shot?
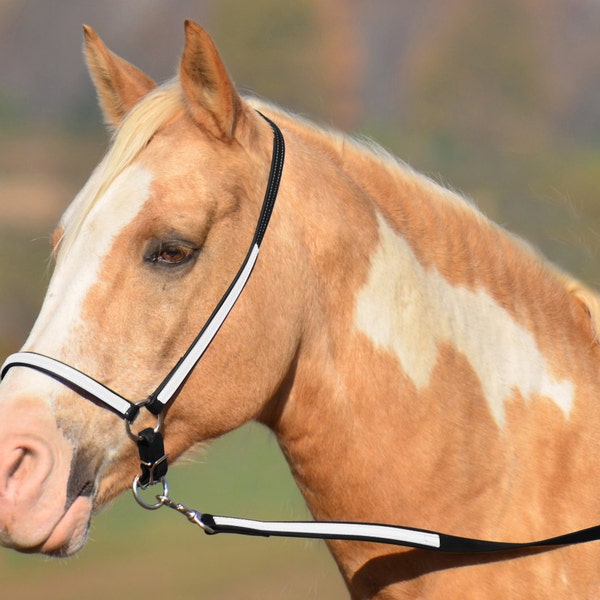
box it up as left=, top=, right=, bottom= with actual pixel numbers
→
left=354, top=213, right=574, bottom=427
left=23, top=163, right=153, bottom=363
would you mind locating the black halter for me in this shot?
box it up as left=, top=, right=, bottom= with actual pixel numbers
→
left=0, top=112, right=284, bottom=426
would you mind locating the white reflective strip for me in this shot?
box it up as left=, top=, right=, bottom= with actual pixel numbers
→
left=155, top=244, right=261, bottom=406
left=1, top=352, right=133, bottom=417
left=212, top=515, right=441, bottom=548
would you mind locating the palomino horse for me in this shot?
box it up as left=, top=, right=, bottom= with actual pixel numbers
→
left=1, top=20, right=599, bottom=599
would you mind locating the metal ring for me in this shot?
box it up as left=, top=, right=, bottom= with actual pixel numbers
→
left=154, top=410, right=165, bottom=434
left=132, top=474, right=169, bottom=510
left=125, top=420, right=143, bottom=442
left=125, top=399, right=165, bottom=442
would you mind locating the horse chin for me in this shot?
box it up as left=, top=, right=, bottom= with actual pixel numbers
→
left=36, top=495, right=93, bottom=557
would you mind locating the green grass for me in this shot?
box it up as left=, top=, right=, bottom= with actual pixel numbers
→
left=0, top=423, right=347, bottom=598
left=0, top=228, right=51, bottom=357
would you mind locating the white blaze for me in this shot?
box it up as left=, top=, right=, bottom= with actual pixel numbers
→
left=4, top=163, right=154, bottom=404
left=354, top=213, right=574, bottom=427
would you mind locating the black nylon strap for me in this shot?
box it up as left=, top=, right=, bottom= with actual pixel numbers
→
left=137, top=428, right=168, bottom=487
left=431, top=523, right=600, bottom=553
left=253, top=113, right=284, bottom=246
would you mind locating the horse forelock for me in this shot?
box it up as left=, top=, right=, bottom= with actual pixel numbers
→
left=58, top=80, right=184, bottom=259
left=23, top=84, right=186, bottom=378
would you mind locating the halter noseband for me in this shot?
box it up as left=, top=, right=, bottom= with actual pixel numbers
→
left=0, top=112, right=284, bottom=469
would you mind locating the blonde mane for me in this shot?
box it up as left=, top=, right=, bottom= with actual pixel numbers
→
left=248, top=97, right=600, bottom=343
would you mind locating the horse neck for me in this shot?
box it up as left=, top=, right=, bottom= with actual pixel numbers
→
left=266, top=112, right=600, bottom=543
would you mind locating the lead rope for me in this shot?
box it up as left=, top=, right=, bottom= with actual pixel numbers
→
left=130, top=408, right=600, bottom=554
left=132, top=476, right=600, bottom=553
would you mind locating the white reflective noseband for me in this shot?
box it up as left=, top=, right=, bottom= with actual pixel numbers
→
left=0, top=351, right=139, bottom=419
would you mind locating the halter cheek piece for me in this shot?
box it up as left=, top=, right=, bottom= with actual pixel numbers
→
left=2, top=113, right=600, bottom=554
left=0, top=112, right=284, bottom=489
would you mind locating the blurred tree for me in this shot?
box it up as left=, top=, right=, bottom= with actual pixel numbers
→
left=407, top=0, right=551, bottom=150
left=312, top=0, right=365, bottom=130
left=211, top=0, right=326, bottom=119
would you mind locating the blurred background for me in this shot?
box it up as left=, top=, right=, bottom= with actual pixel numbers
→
left=0, top=0, right=599, bottom=597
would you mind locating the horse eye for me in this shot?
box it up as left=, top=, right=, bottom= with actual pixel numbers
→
left=147, top=242, right=197, bottom=267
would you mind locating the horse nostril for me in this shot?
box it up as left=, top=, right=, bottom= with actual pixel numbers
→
left=78, top=482, right=94, bottom=497
left=8, top=448, right=26, bottom=479
left=6, top=447, right=34, bottom=489
left=0, top=442, right=49, bottom=504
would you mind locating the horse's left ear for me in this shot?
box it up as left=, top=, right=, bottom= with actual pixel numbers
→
left=179, top=20, right=244, bottom=141
left=83, top=25, right=157, bottom=130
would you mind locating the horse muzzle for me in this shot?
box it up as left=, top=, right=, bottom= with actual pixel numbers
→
left=0, top=393, right=93, bottom=556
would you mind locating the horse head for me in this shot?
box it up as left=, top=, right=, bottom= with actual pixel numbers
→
left=0, top=21, right=301, bottom=556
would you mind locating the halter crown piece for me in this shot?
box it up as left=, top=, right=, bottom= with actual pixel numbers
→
left=2, top=113, right=600, bottom=554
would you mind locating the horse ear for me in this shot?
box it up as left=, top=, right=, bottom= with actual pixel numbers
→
left=179, top=20, right=244, bottom=140
left=83, top=25, right=157, bottom=130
